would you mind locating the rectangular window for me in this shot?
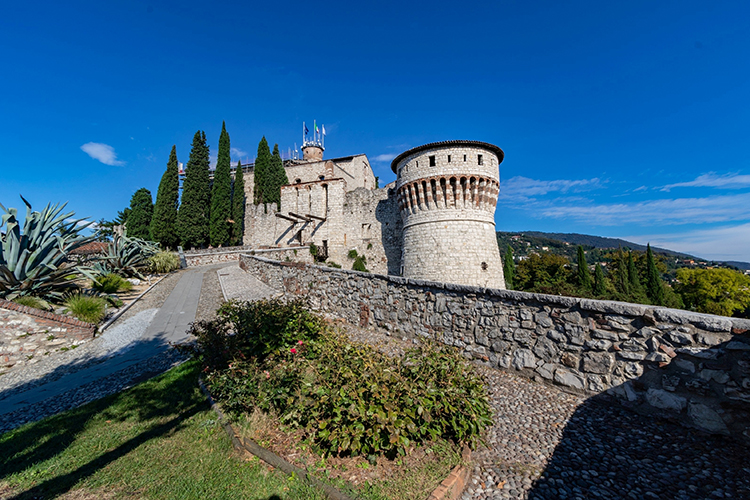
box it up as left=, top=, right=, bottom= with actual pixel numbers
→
left=463, top=154, right=467, bottom=161
left=429, top=155, right=436, bottom=167
left=447, top=155, right=451, bottom=163
left=478, top=154, right=483, bottom=165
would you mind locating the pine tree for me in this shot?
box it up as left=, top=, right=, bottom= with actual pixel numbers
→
left=593, top=263, right=607, bottom=296
left=231, top=160, right=246, bottom=246
left=266, top=143, right=289, bottom=207
left=209, top=122, right=232, bottom=247
left=576, top=245, right=591, bottom=291
left=150, top=145, right=180, bottom=249
left=253, top=137, right=271, bottom=206
left=503, top=245, right=515, bottom=290
left=646, top=243, right=665, bottom=305
left=126, top=188, right=154, bottom=240
left=177, top=130, right=211, bottom=248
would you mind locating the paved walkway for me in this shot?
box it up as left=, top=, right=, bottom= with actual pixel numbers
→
left=216, top=263, right=280, bottom=302
left=0, top=265, right=213, bottom=432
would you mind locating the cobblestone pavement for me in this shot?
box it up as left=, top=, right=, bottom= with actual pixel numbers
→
left=461, top=367, right=750, bottom=500
left=216, top=263, right=281, bottom=304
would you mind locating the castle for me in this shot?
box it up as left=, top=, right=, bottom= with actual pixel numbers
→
left=239, top=137, right=506, bottom=289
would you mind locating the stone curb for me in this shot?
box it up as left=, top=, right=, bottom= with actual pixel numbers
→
left=98, top=273, right=168, bottom=334
left=0, top=298, right=96, bottom=334
left=427, top=446, right=472, bottom=500
left=197, top=378, right=354, bottom=500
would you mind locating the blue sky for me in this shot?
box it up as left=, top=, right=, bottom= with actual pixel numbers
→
left=2, top=1, right=750, bottom=261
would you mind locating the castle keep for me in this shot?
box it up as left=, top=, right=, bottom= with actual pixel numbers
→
left=241, top=138, right=506, bottom=289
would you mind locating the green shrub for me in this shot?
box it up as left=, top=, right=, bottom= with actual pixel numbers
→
left=347, top=249, right=359, bottom=259
left=12, top=296, right=48, bottom=310
left=92, top=273, right=132, bottom=294
left=148, top=251, right=180, bottom=273
left=64, top=294, right=106, bottom=323
left=193, top=301, right=492, bottom=458
left=352, top=255, right=368, bottom=272
left=326, top=262, right=341, bottom=268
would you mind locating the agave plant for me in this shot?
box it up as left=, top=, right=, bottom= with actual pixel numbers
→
left=97, top=234, right=159, bottom=279
left=0, top=196, right=98, bottom=306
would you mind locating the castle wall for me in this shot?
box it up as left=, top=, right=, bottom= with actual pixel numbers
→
left=240, top=254, right=750, bottom=440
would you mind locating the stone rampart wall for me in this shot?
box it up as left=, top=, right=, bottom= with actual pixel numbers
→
left=184, top=246, right=312, bottom=267
left=239, top=254, right=750, bottom=439
left=0, top=299, right=96, bottom=371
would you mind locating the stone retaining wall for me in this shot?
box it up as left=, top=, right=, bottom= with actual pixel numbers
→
left=183, top=246, right=312, bottom=267
left=240, top=254, right=750, bottom=440
left=0, top=299, right=96, bottom=372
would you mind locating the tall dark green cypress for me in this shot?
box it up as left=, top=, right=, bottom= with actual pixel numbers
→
left=645, top=243, right=665, bottom=305
left=209, top=122, right=232, bottom=247
left=126, top=188, right=154, bottom=240
left=266, top=143, right=289, bottom=208
left=177, top=130, right=211, bottom=248
left=614, top=247, right=630, bottom=297
left=231, top=160, right=246, bottom=246
left=503, top=245, right=515, bottom=290
left=627, top=251, right=644, bottom=296
left=576, top=245, right=592, bottom=291
left=253, top=137, right=271, bottom=207
left=593, top=263, right=607, bottom=296
left=150, top=145, right=180, bottom=249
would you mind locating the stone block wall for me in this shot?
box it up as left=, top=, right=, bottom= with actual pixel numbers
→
left=0, top=299, right=96, bottom=371
left=240, top=254, right=750, bottom=440
left=183, top=246, right=312, bottom=267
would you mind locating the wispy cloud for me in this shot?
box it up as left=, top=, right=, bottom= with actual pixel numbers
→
left=626, top=223, right=750, bottom=262
left=372, top=153, right=397, bottom=162
left=661, top=172, right=750, bottom=191
left=537, top=192, right=750, bottom=226
left=80, top=142, right=126, bottom=166
left=231, top=147, right=248, bottom=159
left=498, top=176, right=603, bottom=203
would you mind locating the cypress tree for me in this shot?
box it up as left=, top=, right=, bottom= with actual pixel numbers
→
left=503, top=245, right=515, bottom=290
left=627, top=251, right=644, bottom=296
left=576, top=245, right=591, bottom=291
left=253, top=137, right=271, bottom=207
left=209, top=122, right=232, bottom=247
left=646, top=243, right=665, bottom=305
left=266, top=143, right=289, bottom=208
left=126, top=188, right=154, bottom=240
left=231, top=160, right=246, bottom=246
left=593, top=263, right=607, bottom=296
left=178, top=130, right=211, bottom=248
left=150, top=145, right=180, bottom=249
left=614, top=247, right=630, bottom=297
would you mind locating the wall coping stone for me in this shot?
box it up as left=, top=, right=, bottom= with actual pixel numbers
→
left=243, top=254, right=750, bottom=331
left=0, top=298, right=97, bottom=333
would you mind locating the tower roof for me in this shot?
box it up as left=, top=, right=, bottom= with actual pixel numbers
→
left=390, top=140, right=504, bottom=173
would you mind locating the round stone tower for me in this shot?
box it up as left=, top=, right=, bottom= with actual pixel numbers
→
left=391, top=140, right=506, bottom=289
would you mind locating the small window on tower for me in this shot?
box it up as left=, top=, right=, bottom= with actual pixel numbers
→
left=429, top=155, right=436, bottom=167
left=463, top=154, right=467, bottom=161
left=447, top=155, right=451, bottom=163
left=478, top=154, right=484, bottom=165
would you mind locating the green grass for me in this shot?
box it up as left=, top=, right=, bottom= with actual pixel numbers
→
left=64, top=294, right=107, bottom=323
left=11, top=296, right=48, bottom=310
left=0, top=360, right=326, bottom=500
left=92, top=273, right=132, bottom=294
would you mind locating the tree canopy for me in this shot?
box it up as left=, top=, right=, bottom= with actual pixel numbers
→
left=150, top=145, right=180, bottom=249
left=178, top=130, right=211, bottom=248
left=126, top=188, right=154, bottom=240
left=231, top=160, right=246, bottom=246
left=675, top=268, right=750, bottom=317
left=209, top=122, right=232, bottom=247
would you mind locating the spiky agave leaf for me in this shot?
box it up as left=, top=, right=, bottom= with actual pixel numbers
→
left=99, top=234, right=159, bottom=279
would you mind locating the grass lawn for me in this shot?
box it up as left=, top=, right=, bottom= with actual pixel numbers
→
left=0, top=359, right=325, bottom=500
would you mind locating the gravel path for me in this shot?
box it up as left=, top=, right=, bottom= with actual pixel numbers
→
left=195, top=263, right=233, bottom=322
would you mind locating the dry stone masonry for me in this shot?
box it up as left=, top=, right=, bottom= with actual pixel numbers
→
left=240, top=254, right=750, bottom=441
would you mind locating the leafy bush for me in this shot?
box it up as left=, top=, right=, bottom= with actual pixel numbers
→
left=148, top=251, right=180, bottom=273
left=326, top=262, right=341, bottom=268
left=64, top=294, right=106, bottom=323
left=191, top=301, right=492, bottom=458
left=12, top=296, right=48, bottom=310
left=0, top=196, right=98, bottom=305
left=92, top=273, right=132, bottom=294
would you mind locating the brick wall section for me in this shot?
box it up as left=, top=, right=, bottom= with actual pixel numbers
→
left=240, top=254, right=750, bottom=440
left=0, top=299, right=96, bottom=371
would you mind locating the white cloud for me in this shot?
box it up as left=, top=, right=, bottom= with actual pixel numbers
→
left=80, top=142, right=126, bottom=166
left=497, top=176, right=603, bottom=203
left=626, top=223, right=750, bottom=262
left=372, top=153, right=397, bottom=162
left=661, top=172, right=750, bottom=191
left=537, top=192, right=750, bottom=226
left=231, top=147, right=248, bottom=159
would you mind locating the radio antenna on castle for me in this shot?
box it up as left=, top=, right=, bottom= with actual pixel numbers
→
left=302, top=120, right=325, bottom=150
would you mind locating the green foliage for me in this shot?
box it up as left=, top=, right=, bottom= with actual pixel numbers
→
left=0, top=197, right=98, bottom=305
left=99, top=234, right=159, bottom=279
left=326, top=261, right=342, bottom=268
left=266, top=144, right=289, bottom=208
left=593, top=263, right=607, bottom=296
left=92, top=273, right=132, bottom=294
left=126, top=188, right=154, bottom=240
left=191, top=301, right=492, bottom=458
left=646, top=244, right=665, bottom=306
left=576, top=246, right=591, bottom=291
left=515, top=253, right=576, bottom=295
left=64, top=294, right=106, bottom=323
left=178, top=130, right=211, bottom=248
left=230, top=160, right=246, bottom=246
left=503, top=246, right=514, bottom=290
left=309, top=243, right=318, bottom=256
left=348, top=249, right=359, bottom=259
left=210, top=122, right=232, bottom=247
left=675, top=268, right=750, bottom=317
left=148, top=251, right=181, bottom=273
left=353, top=256, right=369, bottom=272
left=253, top=137, right=271, bottom=206
left=151, top=145, right=180, bottom=249
left=12, top=296, right=48, bottom=310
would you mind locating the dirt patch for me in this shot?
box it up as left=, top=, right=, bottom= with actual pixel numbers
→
left=0, top=482, right=138, bottom=500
